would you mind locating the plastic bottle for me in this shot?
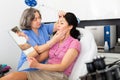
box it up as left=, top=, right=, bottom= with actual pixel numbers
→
left=104, top=41, right=109, bottom=52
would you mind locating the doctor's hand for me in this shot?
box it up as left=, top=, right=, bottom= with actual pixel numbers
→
left=54, top=29, right=67, bottom=40
left=46, top=29, right=67, bottom=48
left=58, top=10, right=66, bottom=18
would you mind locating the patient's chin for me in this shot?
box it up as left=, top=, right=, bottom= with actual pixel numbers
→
left=60, top=36, right=66, bottom=41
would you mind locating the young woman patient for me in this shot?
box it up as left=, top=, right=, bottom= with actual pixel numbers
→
left=0, top=12, right=81, bottom=80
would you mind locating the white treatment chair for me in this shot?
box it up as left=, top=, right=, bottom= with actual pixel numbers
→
left=69, top=28, right=98, bottom=80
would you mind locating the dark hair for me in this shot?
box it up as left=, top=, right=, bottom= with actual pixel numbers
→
left=64, top=12, right=81, bottom=41
left=20, top=8, right=41, bottom=30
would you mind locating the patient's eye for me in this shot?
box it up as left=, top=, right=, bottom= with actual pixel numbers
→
left=60, top=22, right=64, bottom=24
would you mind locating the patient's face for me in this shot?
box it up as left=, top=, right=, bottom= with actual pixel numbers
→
left=57, top=18, right=71, bottom=34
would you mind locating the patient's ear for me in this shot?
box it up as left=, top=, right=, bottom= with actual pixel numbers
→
left=69, top=25, right=73, bottom=30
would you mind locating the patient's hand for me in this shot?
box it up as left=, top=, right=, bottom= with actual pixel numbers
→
left=27, top=57, right=39, bottom=68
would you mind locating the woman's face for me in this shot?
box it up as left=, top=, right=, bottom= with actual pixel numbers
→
left=57, top=17, right=72, bottom=34
left=31, top=12, right=41, bottom=29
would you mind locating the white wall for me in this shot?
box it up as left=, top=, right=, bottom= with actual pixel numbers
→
left=39, top=0, right=120, bottom=21
left=0, top=0, right=27, bottom=71
left=0, top=0, right=120, bottom=71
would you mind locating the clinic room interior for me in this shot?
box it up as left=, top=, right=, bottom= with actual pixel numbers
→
left=0, top=0, right=120, bottom=80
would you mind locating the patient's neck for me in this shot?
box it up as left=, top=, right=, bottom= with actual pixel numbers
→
left=59, top=33, right=70, bottom=44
